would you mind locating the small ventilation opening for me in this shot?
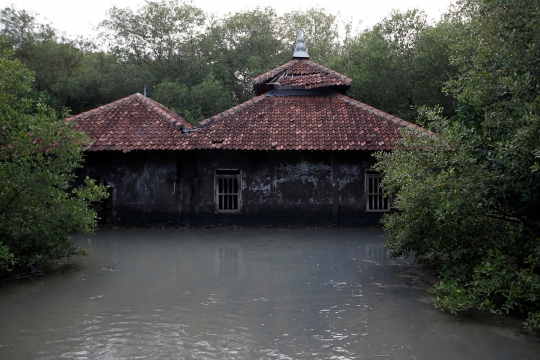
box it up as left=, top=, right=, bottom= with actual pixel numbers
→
left=215, top=170, right=242, bottom=213
left=365, top=171, right=391, bottom=212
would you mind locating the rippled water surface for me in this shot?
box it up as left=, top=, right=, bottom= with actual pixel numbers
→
left=0, top=228, right=538, bottom=359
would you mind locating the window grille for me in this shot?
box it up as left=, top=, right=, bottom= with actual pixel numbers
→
left=365, top=172, right=391, bottom=212
left=215, top=169, right=242, bottom=213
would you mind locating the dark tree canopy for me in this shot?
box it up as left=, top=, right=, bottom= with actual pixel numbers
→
left=374, top=0, right=540, bottom=329
left=0, top=40, right=108, bottom=272
left=1, top=2, right=457, bottom=123
left=0, top=6, right=151, bottom=115
left=335, top=9, right=456, bottom=122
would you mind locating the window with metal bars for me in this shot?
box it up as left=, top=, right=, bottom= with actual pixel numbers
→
left=365, top=172, right=391, bottom=212
left=214, top=169, right=242, bottom=213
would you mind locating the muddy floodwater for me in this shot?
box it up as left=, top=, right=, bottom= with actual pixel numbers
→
left=0, top=228, right=539, bottom=359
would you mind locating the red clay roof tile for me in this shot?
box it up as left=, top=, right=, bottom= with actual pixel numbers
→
left=180, top=92, right=429, bottom=151
left=252, top=59, right=353, bottom=95
left=68, top=61, right=431, bottom=153
left=66, top=93, right=191, bottom=152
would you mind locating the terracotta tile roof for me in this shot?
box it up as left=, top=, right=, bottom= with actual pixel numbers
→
left=66, top=63, right=429, bottom=153
left=66, top=93, right=191, bottom=152
left=180, top=91, right=430, bottom=151
left=252, top=59, right=353, bottom=95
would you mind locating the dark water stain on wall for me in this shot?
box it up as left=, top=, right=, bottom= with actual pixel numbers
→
left=80, top=150, right=384, bottom=226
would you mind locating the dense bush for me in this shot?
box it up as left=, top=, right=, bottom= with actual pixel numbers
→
left=0, top=40, right=108, bottom=272
left=374, top=0, right=540, bottom=329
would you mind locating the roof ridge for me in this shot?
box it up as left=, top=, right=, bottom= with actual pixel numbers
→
left=252, top=59, right=353, bottom=87
left=196, top=93, right=268, bottom=129
left=66, top=93, right=192, bottom=130
left=331, top=93, right=435, bottom=135
left=138, top=95, right=192, bottom=129
left=252, top=60, right=298, bottom=85
left=304, top=61, right=353, bottom=85
left=66, top=93, right=142, bottom=122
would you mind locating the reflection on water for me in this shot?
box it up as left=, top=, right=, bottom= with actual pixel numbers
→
left=0, top=228, right=538, bottom=360
left=365, top=243, right=388, bottom=263
left=216, top=243, right=244, bottom=276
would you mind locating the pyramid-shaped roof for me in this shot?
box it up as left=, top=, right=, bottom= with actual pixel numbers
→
left=180, top=29, right=428, bottom=152
left=179, top=90, right=425, bottom=151
left=252, top=59, right=353, bottom=95
left=67, top=93, right=192, bottom=152
left=180, top=29, right=431, bottom=152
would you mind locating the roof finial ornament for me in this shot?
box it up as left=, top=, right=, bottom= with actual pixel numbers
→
left=292, top=30, right=309, bottom=59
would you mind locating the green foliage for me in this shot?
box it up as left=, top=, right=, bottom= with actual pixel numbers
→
left=0, top=5, right=147, bottom=115
left=0, top=241, right=15, bottom=270
left=0, top=3, right=358, bottom=126
left=55, top=51, right=153, bottom=114
left=100, top=2, right=347, bottom=118
left=204, top=6, right=347, bottom=103
left=203, top=7, right=290, bottom=103
left=337, top=9, right=457, bottom=122
left=100, top=2, right=347, bottom=114
left=0, top=6, right=55, bottom=54
left=0, top=40, right=108, bottom=272
left=445, top=0, right=540, bottom=220
left=281, top=7, right=348, bottom=68
left=99, top=0, right=207, bottom=86
left=374, top=0, right=540, bottom=329
left=153, top=77, right=235, bottom=124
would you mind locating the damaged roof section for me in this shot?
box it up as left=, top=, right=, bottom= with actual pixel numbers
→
left=252, top=60, right=353, bottom=95
left=180, top=93, right=424, bottom=151
left=66, top=93, right=192, bottom=152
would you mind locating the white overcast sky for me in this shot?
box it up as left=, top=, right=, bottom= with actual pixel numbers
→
left=0, top=0, right=454, bottom=39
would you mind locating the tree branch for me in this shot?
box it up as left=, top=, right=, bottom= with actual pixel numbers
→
left=489, top=210, right=540, bottom=231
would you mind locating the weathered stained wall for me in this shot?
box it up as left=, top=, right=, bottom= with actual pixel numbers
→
left=186, top=151, right=334, bottom=225
left=333, top=152, right=383, bottom=225
left=80, top=150, right=384, bottom=226
left=80, top=151, right=181, bottom=225
left=180, top=150, right=383, bottom=226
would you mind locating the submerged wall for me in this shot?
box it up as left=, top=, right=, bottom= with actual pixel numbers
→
left=80, top=151, right=181, bottom=225
left=80, top=150, right=383, bottom=226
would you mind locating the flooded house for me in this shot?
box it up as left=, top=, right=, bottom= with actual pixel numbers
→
left=68, top=31, right=426, bottom=226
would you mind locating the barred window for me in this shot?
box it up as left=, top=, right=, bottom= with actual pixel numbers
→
left=215, top=169, right=242, bottom=213
left=365, top=172, right=391, bottom=212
